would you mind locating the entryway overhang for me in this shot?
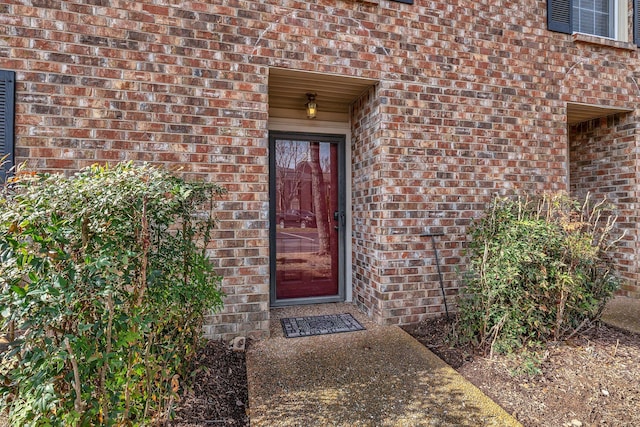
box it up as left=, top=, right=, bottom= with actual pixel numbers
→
left=567, top=102, right=634, bottom=125
left=268, top=68, right=378, bottom=121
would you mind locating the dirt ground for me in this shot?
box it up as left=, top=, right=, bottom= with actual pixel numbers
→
left=404, top=317, right=640, bottom=427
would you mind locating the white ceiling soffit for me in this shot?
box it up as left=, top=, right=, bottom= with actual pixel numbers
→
left=567, top=102, right=634, bottom=125
left=268, top=68, right=377, bottom=114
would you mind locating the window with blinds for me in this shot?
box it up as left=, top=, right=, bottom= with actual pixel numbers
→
left=572, top=0, right=615, bottom=38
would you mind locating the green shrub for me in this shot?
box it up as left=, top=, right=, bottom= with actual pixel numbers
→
left=457, top=193, right=621, bottom=356
left=0, top=163, right=225, bottom=426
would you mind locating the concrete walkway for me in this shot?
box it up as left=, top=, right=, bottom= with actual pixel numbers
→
left=602, top=296, right=640, bottom=334
left=247, top=303, right=520, bottom=427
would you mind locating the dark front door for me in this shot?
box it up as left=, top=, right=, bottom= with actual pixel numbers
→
left=269, top=131, right=346, bottom=305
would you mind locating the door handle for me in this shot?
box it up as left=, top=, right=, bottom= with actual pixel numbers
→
left=333, top=211, right=346, bottom=227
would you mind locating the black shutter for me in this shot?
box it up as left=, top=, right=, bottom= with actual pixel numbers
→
left=391, top=0, right=413, bottom=4
left=635, top=0, right=640, bottom=46
left=0, top=70, right=16, bottom=182
left=548, top=0, right=572, bottom=34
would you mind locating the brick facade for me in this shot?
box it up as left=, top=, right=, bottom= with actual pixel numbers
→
left=570, top=114, right=640, bottom=298
left=1, top=0, right=638, bottom=339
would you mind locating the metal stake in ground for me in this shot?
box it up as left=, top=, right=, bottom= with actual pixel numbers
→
left=421, top=233, right=450, bottom=321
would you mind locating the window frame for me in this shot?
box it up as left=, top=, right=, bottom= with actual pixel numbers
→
left=572, top=0, right=616, bottom=39
left=548, top=0, right=639, bottom=46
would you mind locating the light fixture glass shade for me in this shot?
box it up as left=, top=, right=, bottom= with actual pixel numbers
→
left=305, top=93, right=317, bottom=119
left=306, top=101, right=317, bottom=118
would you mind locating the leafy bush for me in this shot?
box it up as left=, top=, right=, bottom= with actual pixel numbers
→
left=457, top=193, right=621, bottom=356
left=0, top=163, right=225, bottom=426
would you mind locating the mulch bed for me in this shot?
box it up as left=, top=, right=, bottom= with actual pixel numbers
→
left=171, top=341, right=249, bottom=426
left=403, top=317, right=640, bottom=427
left=0, top=340, right=249, bottom=427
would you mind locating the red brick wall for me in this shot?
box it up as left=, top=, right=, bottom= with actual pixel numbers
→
left=570, top=115, right=640, bottom=298
left=351, top=84, right=384, bottom=320
left=2, top=0, right=272, bottom=340
left=1, top=0, right=639, bottom=338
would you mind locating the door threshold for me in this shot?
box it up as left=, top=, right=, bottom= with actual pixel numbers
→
left=271, top=295, right=344, bottom=308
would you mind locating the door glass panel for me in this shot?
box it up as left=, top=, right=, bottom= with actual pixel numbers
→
left=274, top=138, right=339, bottom=299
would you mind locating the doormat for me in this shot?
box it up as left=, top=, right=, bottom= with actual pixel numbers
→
left=280, top=313, right=365, bottom=338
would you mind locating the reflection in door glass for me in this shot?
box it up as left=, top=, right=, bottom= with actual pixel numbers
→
left=274, top=139, right=339, bottom=299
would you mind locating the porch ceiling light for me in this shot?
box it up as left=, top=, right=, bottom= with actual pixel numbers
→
left=305, top=93, right=317, bottom=119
